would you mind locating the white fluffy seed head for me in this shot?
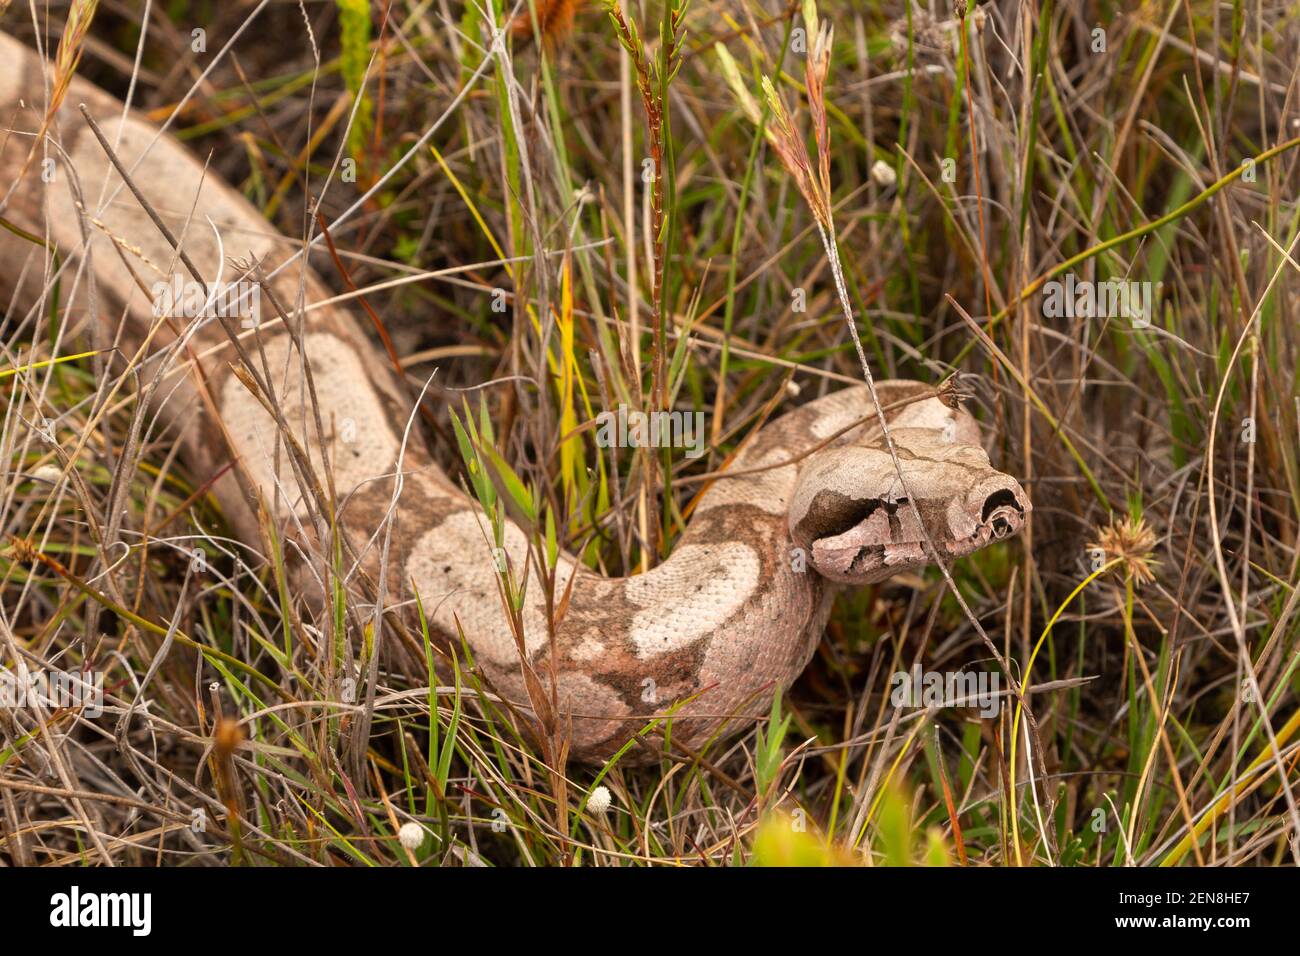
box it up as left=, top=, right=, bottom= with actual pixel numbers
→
left=32, top=464, right=63, bottom=485
left=587, top=785, right=612, bottom=815
left=398, top=821, right=425, bottom=850
left=871, top=160, right=897, bottom=187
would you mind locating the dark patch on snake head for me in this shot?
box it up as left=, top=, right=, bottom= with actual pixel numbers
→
left=789, top=489, right=884, bottom=552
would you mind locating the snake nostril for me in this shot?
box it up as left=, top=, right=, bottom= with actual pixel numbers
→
left=981, top=489, right=1021, bottom=524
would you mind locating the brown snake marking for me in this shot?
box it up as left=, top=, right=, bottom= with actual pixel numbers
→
left=0, top=34, right=1029, bottom=765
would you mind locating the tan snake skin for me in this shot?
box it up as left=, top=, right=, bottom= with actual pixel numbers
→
left=0, top=33, right=1029, bottom=764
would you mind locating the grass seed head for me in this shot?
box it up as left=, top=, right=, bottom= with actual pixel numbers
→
left=1090, top=515, right=1159, bottom=586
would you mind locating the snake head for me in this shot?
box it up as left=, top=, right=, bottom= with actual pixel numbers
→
left=787, top=427, right=1030, bottom=585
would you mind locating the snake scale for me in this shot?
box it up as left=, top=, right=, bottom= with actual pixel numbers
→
left=0, top=32, right=1028, bottom=764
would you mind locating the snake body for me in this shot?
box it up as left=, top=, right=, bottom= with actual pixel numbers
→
left=0, top=34, right=1028, bottom=763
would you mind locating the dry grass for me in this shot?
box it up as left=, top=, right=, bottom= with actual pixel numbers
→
left=2, top=0, right=1300, bottom=866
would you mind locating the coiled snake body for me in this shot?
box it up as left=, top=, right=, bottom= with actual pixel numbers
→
left=0, top=34, right=1028, bottom=763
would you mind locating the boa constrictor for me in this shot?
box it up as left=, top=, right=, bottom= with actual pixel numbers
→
left=0, top=33, right=1028, bottom=764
